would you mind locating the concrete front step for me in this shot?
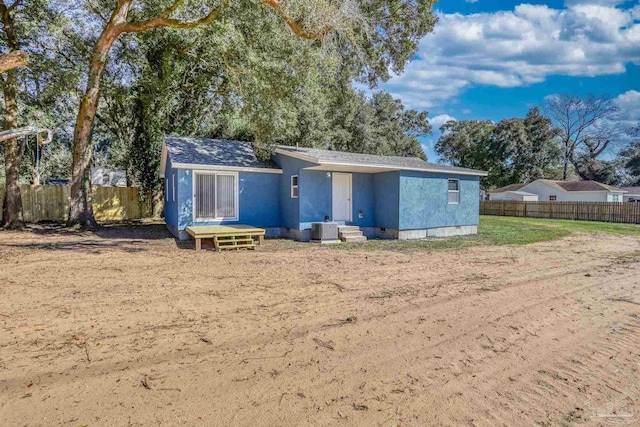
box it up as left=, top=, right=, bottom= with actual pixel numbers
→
left=342, top=235, right=367, bottom=243
left=338, top=225, right=368, bottom=243
left=339, top=230, right=364, bottom=238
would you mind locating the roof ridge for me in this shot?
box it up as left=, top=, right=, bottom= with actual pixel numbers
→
left=277, top=145, right=426, bottom=162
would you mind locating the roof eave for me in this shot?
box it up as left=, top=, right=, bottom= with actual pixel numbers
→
left=318, top=161, right=488, bottom=176
left=274, top=147, right=487, bottom=176
left=274, top=148, right=319, bottom=163
left=171, top=162, right=283, bottom=174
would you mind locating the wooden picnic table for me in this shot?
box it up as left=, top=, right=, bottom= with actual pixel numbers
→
left=186, top=224, right=265, bottom=251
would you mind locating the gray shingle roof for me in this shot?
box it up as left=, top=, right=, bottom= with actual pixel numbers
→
left=552, top=180, right=624, bottom=192
left=621, top=187, right=640, bottom=195
left=489, top=183, right=528, bottom=193
left=491, top=179, right=625, bottom=194
left=164, top=136, right=280, bottom=170
left=276, top=146, right=487, bottom=176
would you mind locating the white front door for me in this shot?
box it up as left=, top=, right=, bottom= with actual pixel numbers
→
left=332, top=173, right=352, bottom=222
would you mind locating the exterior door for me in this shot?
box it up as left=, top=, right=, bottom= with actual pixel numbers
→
left=332, top=173, right=352, bottom=222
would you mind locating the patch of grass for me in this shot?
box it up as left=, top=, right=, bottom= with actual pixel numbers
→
left=331, top=216, right=640, bottom=252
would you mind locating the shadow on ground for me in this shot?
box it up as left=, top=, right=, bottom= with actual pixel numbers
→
left=0, top=221, right=175, bottom=254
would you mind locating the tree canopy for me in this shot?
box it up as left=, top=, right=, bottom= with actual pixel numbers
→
left=1, top=0, right=439, bottom=227
left=435, top=108, right=562, bottom=188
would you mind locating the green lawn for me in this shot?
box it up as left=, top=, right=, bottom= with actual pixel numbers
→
left=331, top=216, right=640, bottom=251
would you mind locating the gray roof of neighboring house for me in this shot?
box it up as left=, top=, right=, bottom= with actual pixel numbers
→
left=276, top=145, right=488, bottom=176
left=164, top=136, right=280, bottom=170
left=538, top=179, right=625, bottom=192
left=621, top=187, right=640, bottom=195
left=489, top=183, right=527, bottom=193
left=491, top=180, right=625, bottom=194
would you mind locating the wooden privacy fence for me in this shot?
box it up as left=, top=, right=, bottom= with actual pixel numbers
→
left=481, top=201, right=640, bottom=224
left=0, top=185, right=152, bottom=222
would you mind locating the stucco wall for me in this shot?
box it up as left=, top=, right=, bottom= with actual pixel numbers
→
left=163, top=157, right=179, bottom=230
left=399, top=171, right=480, bottom=230
left=373, top=172, right=400, bottom=229
left=351, top=173, right=375, bottom=228
left=297, top=171, right=376, bottom=229
left=299, top=169, right=332, bottom=229
left=173, top=169, right=280, bottom=231
left=273, top=153, right=318, bottom=230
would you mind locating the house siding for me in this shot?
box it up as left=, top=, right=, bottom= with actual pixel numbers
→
left=373, top=172, right=400, bottom=229
left=299, top=169, right=332, bottom=229
left=297, top=171, right=376, bottom=229
left=274, top=153, right=317, bottom=230
left=163, top=157, right=179, bottom=233
left=399, top=171, right=480, bottom=230
left=172, top=169, right=280, bottom=232
left=351, top=173, right=375, bottom=228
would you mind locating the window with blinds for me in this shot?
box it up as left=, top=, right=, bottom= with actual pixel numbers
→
left=194, top=172, right=238, bottom=220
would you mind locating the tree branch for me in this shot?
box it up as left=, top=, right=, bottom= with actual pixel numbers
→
left=261, top=0, right=332, bottom=40
left=118, top=0, right=227, bottom=33
left=7, top=0, right=22, bottom=12
left=0, top=50, right=26, bottom=73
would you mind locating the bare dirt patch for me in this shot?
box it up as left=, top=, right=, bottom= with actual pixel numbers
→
left=1, top=224, right=640, bottom=426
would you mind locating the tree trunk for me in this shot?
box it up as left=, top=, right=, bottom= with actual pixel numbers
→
left=67, top=28, right=121, bottom=229
left=1, top=3, right=25, bottom=229
left=1, top=70, right=25, bottom=229
left=152, top=187, right=164, bottom=219
left=0, top=49, right=26, bottom=73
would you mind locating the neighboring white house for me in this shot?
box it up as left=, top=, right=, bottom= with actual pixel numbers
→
left=91, top=167, right=127, bottom=187
left=621, top=187, right=640, bottom=203
left=489, top=179, right=625, bottom=202
left=488, top=190, right=539, bottom=201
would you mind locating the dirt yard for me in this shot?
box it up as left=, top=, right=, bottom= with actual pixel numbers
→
left=1, top=224, right=639, bottom=426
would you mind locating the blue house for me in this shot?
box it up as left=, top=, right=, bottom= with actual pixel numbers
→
left=160, top=136, right=487, bottom=241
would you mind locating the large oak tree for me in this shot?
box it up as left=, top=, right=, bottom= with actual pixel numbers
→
left=67, top=0, right=438, bottom=228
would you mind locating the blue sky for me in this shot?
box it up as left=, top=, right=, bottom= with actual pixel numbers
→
left=377, top=0, right=640, bottom=161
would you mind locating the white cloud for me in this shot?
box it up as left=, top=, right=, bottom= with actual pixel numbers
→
left=430, top=114, right=457, bottom=129
left=381, top=3, right=640, bottom=109
left=613, top=90, right=640, bottom=122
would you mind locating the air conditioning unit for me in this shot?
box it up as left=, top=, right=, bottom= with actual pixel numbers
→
left=311, top=222, right=338, bottom=243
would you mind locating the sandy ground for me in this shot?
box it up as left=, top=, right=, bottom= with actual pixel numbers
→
left=1, top=224, right=640, bottom=427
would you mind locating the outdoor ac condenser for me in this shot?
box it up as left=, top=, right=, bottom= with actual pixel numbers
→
left=311, top=222, right=338, bottom=242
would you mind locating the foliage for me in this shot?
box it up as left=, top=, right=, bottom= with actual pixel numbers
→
left=435, top=108, right=562, bottom=189
left=328, top=91, right=430, bottom=159
left=544, top=93, right=620, bottom=180
left=94, top=20, right=433, bottom=200
left=435, top=119, right=501, bottom=187
left=0, top=0, right=80, bottom=183
left=618, top=122, right=640, bottom=185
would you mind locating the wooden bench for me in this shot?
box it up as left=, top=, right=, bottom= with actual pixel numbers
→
left=186, top=225, right=265, bottom=251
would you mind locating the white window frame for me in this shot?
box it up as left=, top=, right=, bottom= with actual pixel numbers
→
left=291, top=175, right=299, bottom=199
left=549, top=195, right=557, bottom=201
left=172, top=173, right=176, bottom=202
left=448, top=179, right=460, bottom=205
left=192, top=171, right=239, bottom=222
